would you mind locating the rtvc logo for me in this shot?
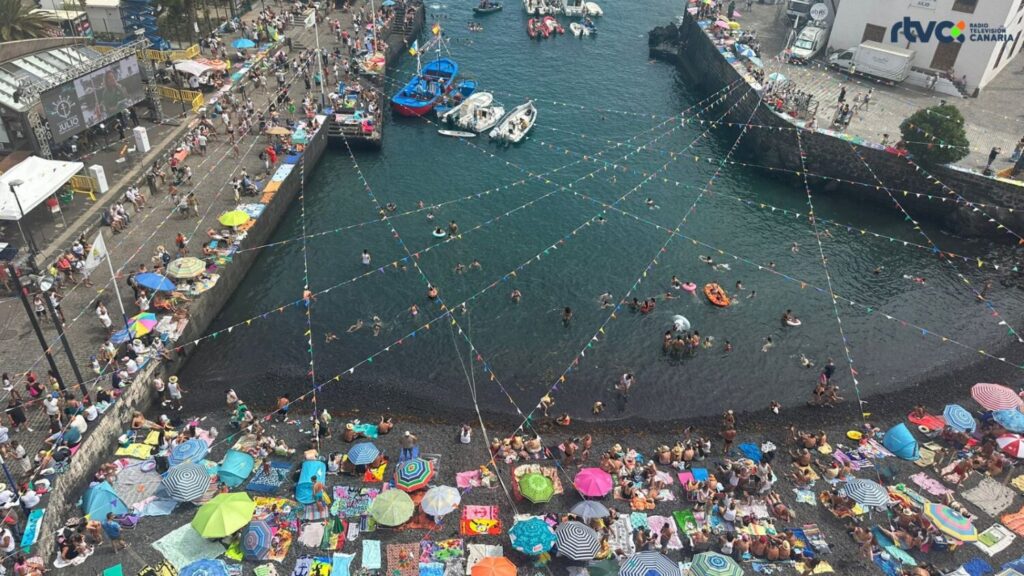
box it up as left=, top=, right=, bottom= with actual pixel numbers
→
left=890, top=18, right=966, bottom=43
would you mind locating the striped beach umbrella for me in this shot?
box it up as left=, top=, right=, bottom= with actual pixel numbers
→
left=162, top=462, right=211, bottom=502
left=573, top=468, right=613, bottom=498
left=690, top=552, right=742, bottom=576
left=570, top=500, right=610, bottom=520
left=169, top=438, right=209, bottom=467
left=167, top=257, right=207, bottom=279
left=997, top=434, right=1024, bottom=458
left=943, top=404, right=977, bottom=433
left=519, top=473, right=554, bottom=503
left=394, top=458, right=435, bottom=492
left=922, top=502, right=978, bottom=542
left=619, top=551, right=679, bottom=576
left=841, top=478, right=889, bottom=509
left=555, top=521, right=600, bottom=561
left=420, top=486, right=460, bottom=517
left=242, top=520, right=272, bottom=560
left=971, top=383, right=1022, bottom=411
left=509, top=517, right=556, bottom=555
left=347, top=442, right=380, bottom=465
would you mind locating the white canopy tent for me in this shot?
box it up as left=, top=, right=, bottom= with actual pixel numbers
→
left=0, top=156, right=84, bottom=221
left=172, top=60, right=216, bottom=77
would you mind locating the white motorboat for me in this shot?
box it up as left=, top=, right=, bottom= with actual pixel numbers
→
left=440, top=91, right=493, bottom=124
left=458, top=103, right=505, bottom=133
left=584, top=1, right=602, bottom=15
left=489, top=101, right=536, bottom=144
left=569, top=21, right=596, bottom=36
left=563, top=0, right=585, bottom=16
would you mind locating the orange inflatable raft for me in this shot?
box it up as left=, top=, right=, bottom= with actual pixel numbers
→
left=704, top=283, right=731, bottom=307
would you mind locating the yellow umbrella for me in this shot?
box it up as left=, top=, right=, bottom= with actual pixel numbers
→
left=265, top=126, right=292, bottom=136
left=219, top=210, right=251, bottom=228
left=729, top=21, right=741, bottom=30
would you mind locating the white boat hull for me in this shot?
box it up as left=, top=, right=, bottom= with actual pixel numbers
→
left=441, top=91, right=493, bottom=124
left=489, top=101, right=536, bottom=143
left=584, top=1, right=602, bottom=15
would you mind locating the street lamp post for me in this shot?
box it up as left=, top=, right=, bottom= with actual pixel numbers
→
left=8, top=180, right=39, bottom=270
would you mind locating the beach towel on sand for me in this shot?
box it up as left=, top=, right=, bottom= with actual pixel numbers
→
left=388, top=543, right=421, bottom=576
left=465, top=545, right=502, bottom=571
left=332, top=553, right=354, bottom=576
left=247, top=461, right=292, bottom=494
left=673, top=510, right=699, bottom=535
left=964, top=478, right=1017, bottom=517
left=647, top=516, right=684, bottom=549
left=460, top=505, right=501, bottom=536
left=908, top=412, right=945, bottom=431
left=456, top=471, right=481, bottom=489
left=910, top=472, right=951, bottom=497
left=974, top=524, right=1016, bottom=557
left=608, top=517, right=636, bottom=557
left=362, top=540, right=382, bottom=570
left=152, top=523, right=225, bottom=569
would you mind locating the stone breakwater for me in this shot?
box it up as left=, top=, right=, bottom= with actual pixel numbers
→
left=648, top=13, right=1024, bottom=240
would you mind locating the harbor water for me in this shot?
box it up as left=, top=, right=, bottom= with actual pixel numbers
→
left=177, top=0, right=1024, bottom=421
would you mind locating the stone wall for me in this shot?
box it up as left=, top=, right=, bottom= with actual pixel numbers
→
left=34, top=122, right=328, bottom=559
left=651, top=16, right=1024, bottom=238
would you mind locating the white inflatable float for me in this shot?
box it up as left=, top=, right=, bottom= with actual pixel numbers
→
left=673, top=315, right=691, bottom=332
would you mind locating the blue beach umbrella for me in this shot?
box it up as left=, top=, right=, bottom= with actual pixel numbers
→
left=347, top=442, right=380, bottom=465
left=748, top=56, right=764, bottom=68
left=382, top=0, right=396, bottom=5
left=134, top=272, right=177, bottom=292
left=509, top=517, right=556, bottom=555
left=233, top=38, right=256, bottom=49
left=994, top=409, right=1024, bottom=433
left=242, top=520, right=272, bottom=560
left=735, top=43, right=756, bottom=58
left=180, top=559, right=229, bottom=576
left=943, top=404, right=977, bottom=433
left=169, top=438, right=209, bottom=466
left=619, top=551, right=679, bottom=576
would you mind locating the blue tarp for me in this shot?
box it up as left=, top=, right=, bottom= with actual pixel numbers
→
left=219, top=449, right=255, bottom=488
left=882, top=423, right=920, bottom=461
left=296, top=460, right=326, bottom=504
left=82, top=481, right=128, bottom=519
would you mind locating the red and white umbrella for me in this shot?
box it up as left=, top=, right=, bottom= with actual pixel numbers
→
left=971, top=383, right=1023, bottom=411
left=997, top=434, right=1024, bottom=459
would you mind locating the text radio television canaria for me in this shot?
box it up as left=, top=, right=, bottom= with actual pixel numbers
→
left=890, top=18, right=1016, bottom=43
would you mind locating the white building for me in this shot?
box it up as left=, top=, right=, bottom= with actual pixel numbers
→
left=828, top=0, right=1024, bottom=94
left=36, top=0, right=125, bottom=38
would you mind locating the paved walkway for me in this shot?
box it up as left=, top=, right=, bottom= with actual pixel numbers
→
left=0, top=1, right=361, bottom=484
left=740, top=2, right=1024, bottom=173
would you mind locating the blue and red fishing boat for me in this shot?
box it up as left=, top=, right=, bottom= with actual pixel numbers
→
left=390, top=58, right=459, bottom=117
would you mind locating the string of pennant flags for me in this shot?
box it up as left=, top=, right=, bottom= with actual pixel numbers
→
left=844, top=139, right=1024, bottom=344
left=298, top=152, right=323, bottom=438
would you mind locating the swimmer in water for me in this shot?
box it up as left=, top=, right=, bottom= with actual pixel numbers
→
left=372, top=315, right=382, bottom=336
left=470, top=259, right=482, bottom=270
left=347, top=319, right=364, bottom=333
left=761, top=336, right=774, bottom=353
left=724, top=340, right=732, bottom=352
left=410, top=304, right=419, bottom=318
left=596, top=216, right=606, bottom=224
left=598, top=292, right=614, bottom=308
left=454, top=263, right=466, bottom=274
left=663, top=291, right=677, bottom=300
left=562, top=307, right=573, bottom=326
left=671, top=276, right=682, bottom=289
left=800, top=353, right=814, bottom=368
left=448, top=220, right=459, bottom=235
left=781, top=309, right=795, bottom=325
left=303, top=287, right=315, bottom=306
left=791, top=242, right=799, bottom=253
left=735, top=280, right=744, bottom=291
left=903, top=274, right=926, bottom=284
left=747, top=290, right=757, bottom=299
left=325, top=332, right=338, bottom=343
left=768, top=261, right=776, bottom=270
left=978, top=280, right=992, bottom=301
left=433, top=227, right=445, bottom=236
left=427, top=284, right=439, bottom=299
left=511, top=289, right=522, bottom=303
left=427, top=212, right=435, bottom=221
left=646, top=198, right=659, bottom=209
left=417, top=200, right=425, bottom=209
left=873, top=266, right=884, bottom=275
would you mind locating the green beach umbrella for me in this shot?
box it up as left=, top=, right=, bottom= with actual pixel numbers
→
left=166, top=257, right=207, bottom=279
left=218, top=210, right=251, bottom=228
left=191, top=492, right=256, bottom=538
left=519, top=473, right=554, bottom=503
left=588, top=559, right=620, bottom=576
left=690, top=552, right=742, bottom=576
left=369, top=489, right=414, bottom=526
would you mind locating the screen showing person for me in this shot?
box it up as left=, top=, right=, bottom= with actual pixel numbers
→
left=74, top=56, right=145, bottom=127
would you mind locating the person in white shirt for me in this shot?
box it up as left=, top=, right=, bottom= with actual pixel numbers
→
left=123, top=357, right=139, bottom=375
left=19, top=490, right=40, bottom=509
left=96, top=302, right=112, bottom=332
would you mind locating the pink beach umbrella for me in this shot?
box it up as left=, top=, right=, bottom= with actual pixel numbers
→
left=997, top=434, right=1024, bottom=459
left=971, top=383, right=1023, bottom=411
left=573, top=468, right=613, bottom=498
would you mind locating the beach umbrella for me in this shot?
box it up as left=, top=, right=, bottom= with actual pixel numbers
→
left=180, top=559, right=229, bottom=576
left=519, top=473, right=554, bottom=503
left=191, top=492, right=256, bottom=538
left=714, top=19, right=729, bottom=29
left=942, top=404, right=977, bottom=433
left=728, top=21, right=740, bottom=30
left=232, top=38, right=256, bottom=49
left=162, top=462, right=211, bottom=502
left=570, top=500, right=609, bottom=520
left=420, top=485, right=461, bottom=516
left=242, top=520, right=272, bottom=560
left=169, top=438, right=209, bottom=467
left=167, top=257, right=207, bottom=279
left=369, top=489, right=414, bottom=526
left=509, top=517, right=556, bottom=555
left=82, top=481, right=128, bottom=520
left=555, top=521, right=600, bottom=561
left=841, top=478, right=889, bottom=509
left=574, top=468, right=613, bottom=498
left=471, top=557, right=516, bottom=576
left=218, top=210, right=251, bottom=228
left=619, top=551, right=679, bottom=576
left=588, top=559, right=620, bottom=576
left=767, top=72, right=787, bottom=83
left=127, top=311, right=158, bottom=337
left=689, top=552, right=742, bottom=576
left=971, top=383, right=1022, bottom=411
left=347, top=442, right=380, bottom=465
left=997, top=434, right=1024, bottom=458
left=382, top=0, right=396, bottom=5
left=735, top=43, right=755, bottom=58
left=135, top=272, right=177, bottom=292
left=748, top=56, right=764, bottom=68
left=394, top=458, right=435, bottom=492
left=265, top=126, right=292, bottom=136
left=922, top=502, right=978, bottom=542
left=994, top=409, right=1024, bottom=433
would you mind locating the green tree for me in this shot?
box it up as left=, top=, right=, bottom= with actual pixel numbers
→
left=899, top=103, right=971, bottom=166
left=0, top=0, right=58, bottom=41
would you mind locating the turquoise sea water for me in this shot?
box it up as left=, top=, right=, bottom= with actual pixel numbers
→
left=178, top=0, right=1024, bottom=420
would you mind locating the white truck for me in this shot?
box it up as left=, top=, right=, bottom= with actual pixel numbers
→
left=828, top=41, right=915, bottom=84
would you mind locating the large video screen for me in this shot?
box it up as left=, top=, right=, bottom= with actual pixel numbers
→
left=41, top=55, right=146, bottom=143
